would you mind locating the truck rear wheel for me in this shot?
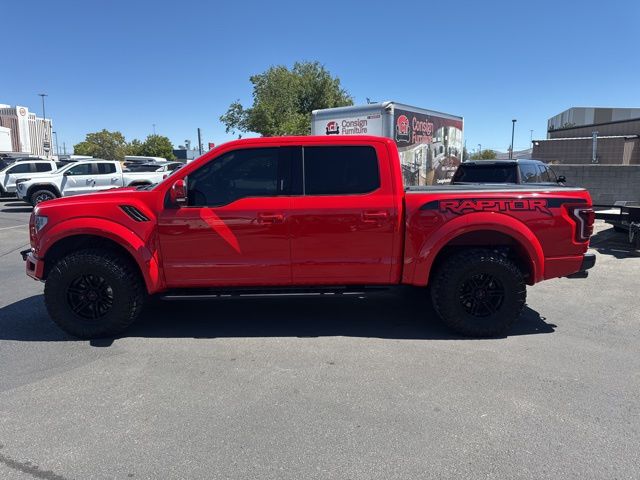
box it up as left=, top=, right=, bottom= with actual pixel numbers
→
left=431, top=249, right=526, bottom=337
left=44, top=249, right=146, bottom=339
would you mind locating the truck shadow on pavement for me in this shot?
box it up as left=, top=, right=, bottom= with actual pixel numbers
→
left=0, top=197, right=32, bottom=213
left=589, top=227, right=639, bottom=259
left=0, top=289, right=556, bottom=344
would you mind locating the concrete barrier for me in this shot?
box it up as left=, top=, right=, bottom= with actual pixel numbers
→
left=551, top=164, right=640, bottom=205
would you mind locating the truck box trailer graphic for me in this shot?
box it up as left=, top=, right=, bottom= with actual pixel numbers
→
left=311, top=101, right=463, bottom=186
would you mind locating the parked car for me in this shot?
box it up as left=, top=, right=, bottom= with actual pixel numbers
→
left=22, top=136, right=595, bottom=339
left=0, top=160, right=57, bottom=196
left=451, top=159, right=565, bottom=185
left=124, top=161, right=183, bottom=173
left=15, top=159, right=169, bottom=205
left=123, top=155, right=167, bottom=167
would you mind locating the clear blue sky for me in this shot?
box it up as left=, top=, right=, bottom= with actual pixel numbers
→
left=2, top=0, right=638, bottom=154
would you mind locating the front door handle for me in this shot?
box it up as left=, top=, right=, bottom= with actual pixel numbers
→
left=362, top=211, right=389, bottom=222
left=86, top=178, right=94, bottom=184
left=257, top=213, right=285, bottom=224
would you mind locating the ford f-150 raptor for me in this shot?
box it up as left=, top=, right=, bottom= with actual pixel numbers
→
left=22, top=136, right=595, bottom=338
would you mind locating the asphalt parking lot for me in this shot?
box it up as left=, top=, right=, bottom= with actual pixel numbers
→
left=0, top=197, right=639, bottom=480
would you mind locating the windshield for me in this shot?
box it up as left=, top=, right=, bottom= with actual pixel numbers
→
left=452, top=164, right=518, bottom=184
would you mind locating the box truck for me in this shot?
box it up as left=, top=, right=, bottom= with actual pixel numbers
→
left=311, top=101, right=463, bottom=186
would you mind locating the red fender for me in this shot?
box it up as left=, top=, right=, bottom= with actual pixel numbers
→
left=38, top=218, right=163, bottom=294
left=410, top=212, right=545, bottom=286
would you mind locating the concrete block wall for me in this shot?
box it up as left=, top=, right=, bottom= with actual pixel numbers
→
left=551, top=164, right=640, bottom=205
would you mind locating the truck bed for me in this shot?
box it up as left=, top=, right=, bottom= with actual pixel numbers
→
left=406, top=184, right=586, bottom=193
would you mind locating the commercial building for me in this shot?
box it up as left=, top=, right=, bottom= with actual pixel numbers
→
left=532, top=107, right=640, bottom=164
left=0, top=104, right=53, bottom=157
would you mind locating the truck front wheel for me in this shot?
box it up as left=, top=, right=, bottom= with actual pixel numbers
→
left=44, top=249, right=146, bottom=339
left=431, top=249, right=526, bottom=337
left=30, top=189, right=58, bottom=206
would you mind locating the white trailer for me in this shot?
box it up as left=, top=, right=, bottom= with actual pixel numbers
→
left=311, top=101, right=463, bottom=186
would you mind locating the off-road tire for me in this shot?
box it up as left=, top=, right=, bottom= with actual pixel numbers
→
left=30, top=188, right=58, bottom=206
left=44, top=249, right=146, bottom=338
left=431, top=248, right=526, bottom=337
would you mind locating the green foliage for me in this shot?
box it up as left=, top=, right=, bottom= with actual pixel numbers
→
left=75, top=132, right=176, bottom=161
left=136, top=135, right=176, bottom=160
left=73, top=129, right=129, bottom=161
left=470, top=149, right=497, bottom=160
left=221, top=61, right=353, bottom=136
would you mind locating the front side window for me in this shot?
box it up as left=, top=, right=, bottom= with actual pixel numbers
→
left=8, top=163, right=31, bottom=174
left=187, top=148, right=280, bottom=207
left=537, top=165, right=555, bottom=182
left=66, top=164, right=93, bottom=176
left=519, top=164, right=541, bottom=183
left=303, top=146, right=380, bottom=195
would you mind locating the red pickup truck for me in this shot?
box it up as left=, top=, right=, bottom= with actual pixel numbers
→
left=22, top=136, right=595, bottom=338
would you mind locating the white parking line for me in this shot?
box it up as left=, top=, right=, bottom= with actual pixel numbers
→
left=0, top=224, right=28, bottom=231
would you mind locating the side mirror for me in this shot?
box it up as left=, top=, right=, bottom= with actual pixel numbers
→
left=557, top=175, right=566, bottom=183
left=63, top=171, right=71, bottom=176
left=169, top=179, right=186, bottom=205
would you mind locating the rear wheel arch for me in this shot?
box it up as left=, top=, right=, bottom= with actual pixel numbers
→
left=411, top=213, right=544, bottom=286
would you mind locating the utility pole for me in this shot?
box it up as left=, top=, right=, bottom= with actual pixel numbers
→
left=530, top=129, right=534, bottom=144
left=152, top=123, right=156, bottom=135
left=510, top=119, right=517, bottom=159
left=63, top=142, right=67, bottom=155
left=477, top=144, right=481, bottom=158
left=197, top=128, right=203, bottom=155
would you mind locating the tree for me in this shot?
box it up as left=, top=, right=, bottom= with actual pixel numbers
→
left=126, top=139, right=144, bottom=156
left=136, top=135, right=176, bottom=160
left=220, top=61, right=353, bottom=136
left=73, top=129, right=129, bottom=161
left=470, top=149, right=497, bottom=160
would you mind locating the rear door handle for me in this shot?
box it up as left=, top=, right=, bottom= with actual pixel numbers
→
left=362, top=211, right=389, bottom=222
left=257, top=213, right=285, bottom=224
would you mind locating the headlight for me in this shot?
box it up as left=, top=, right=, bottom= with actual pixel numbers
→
left=34, top=215, right=48, bottom=232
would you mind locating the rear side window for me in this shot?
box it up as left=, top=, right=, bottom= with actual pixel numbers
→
left=97, top=163, right=117, bottom=174
left=303, top=146, right=380, bottom=195
left=452, top=165, right=517, bottom=183
left=35, top=163, right=53, bottom=172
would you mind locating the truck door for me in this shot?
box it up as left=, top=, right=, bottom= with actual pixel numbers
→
left=60, top=163, right=95, bottom=196
left=289, top=144, right=399, bottom=284
left=158, top=147, right=294, bottom=287
left=93, top=162, right=122, bottom=191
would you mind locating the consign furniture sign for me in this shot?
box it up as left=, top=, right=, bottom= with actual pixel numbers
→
left=323, top=114, right=383, bottom=136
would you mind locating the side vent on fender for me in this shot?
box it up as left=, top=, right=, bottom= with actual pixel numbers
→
left=120, top=205, right=150, bottom=222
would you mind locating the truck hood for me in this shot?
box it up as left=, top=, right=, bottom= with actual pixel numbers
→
left=35, top=186, right=147, bottom=210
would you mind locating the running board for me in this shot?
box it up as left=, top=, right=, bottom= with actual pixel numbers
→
left=159, top=286, right=390, bottom=300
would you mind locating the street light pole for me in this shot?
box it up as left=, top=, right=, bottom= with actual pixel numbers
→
left=510, top=119, right=517, bottom=159
left=53, top=131, right=59, bottom=156
left=38, top=93, right=48, bottom=120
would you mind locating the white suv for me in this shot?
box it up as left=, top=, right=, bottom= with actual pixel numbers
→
left=0, top=160, right=57, bottom=196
